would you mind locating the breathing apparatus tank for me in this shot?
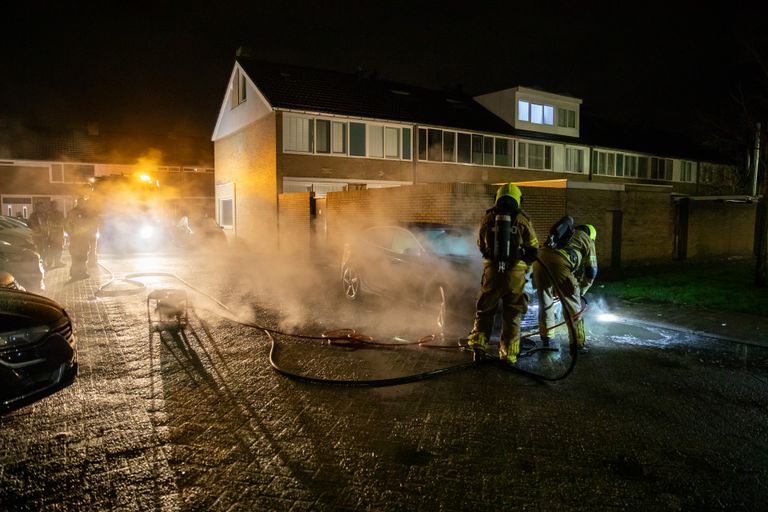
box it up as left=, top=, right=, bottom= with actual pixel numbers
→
left=493, top=213, right=519, bottom=272
left=491, top=183, right=524, bottom=272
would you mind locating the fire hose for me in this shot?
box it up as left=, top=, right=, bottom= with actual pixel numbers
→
left=95, top=255, right=585, bottom=385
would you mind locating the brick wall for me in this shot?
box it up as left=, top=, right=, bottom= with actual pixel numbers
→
left=687, top=201, right=755, bottom=259
left=273, top=180, right=754, bottom=267
left=322, top=182, right=567, bottom=259
left=214, top=113, right=278, bottom=249
left=277, top=192, right=312, bottom=255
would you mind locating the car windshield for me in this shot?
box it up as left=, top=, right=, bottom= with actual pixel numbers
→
left=417, top=227, right=476, bottom=258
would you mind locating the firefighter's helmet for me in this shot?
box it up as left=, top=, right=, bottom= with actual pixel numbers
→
left=495, top=183, right=522, bottom=210
left=577, top=224, right=597, bottom=240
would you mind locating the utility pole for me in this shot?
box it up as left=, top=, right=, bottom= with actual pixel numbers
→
left=754, top=122, right=767, bottom=286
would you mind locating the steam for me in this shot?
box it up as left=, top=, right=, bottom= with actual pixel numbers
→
left=177, top=194, right=485, bottom=341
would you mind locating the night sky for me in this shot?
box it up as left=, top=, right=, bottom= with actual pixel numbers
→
left=2, top=1, right=767, bottom=143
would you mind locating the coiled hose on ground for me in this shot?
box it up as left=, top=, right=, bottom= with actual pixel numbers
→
left=95, top=255, right=584, bottom=386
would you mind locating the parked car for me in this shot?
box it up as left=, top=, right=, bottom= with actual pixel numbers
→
left=0, top=288, right=77, bottom=412
left=0, top=240, right=44, bottom=291
left=0, top=215, right=36, bottom=251
left=340, top=223, right=552, bottom=330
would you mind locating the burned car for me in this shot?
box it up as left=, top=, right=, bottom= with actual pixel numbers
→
left=0, top=288, right=77, bottom=412
left=340, top=223, right=554, bottom=331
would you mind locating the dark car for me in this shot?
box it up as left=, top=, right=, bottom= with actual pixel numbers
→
left=0, top=289, right=77, bottom=411
left=0, top=215, right=36, bottom=251
left=0, top=240, right=45, bottom=292
left=340, top=223, right=556, bottom=332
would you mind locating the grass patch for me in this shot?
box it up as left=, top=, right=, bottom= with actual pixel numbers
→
left=597, top=259, right=768, bottom=316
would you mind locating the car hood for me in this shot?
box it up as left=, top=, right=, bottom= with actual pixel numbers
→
left=0, top=290, right=68, bottom=331
left=0, top=240, right=38, bottom=256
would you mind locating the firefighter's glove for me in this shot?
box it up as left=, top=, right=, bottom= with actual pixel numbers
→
left=521, top=246, right=538, bottom=264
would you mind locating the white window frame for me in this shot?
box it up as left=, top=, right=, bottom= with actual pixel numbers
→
left=517, top=141, right=553, bottom=170
left=565, top=147, right=584, bottom=173
left=518, top=100, right=555, bottom=126
left=283, top=114, right=313, bottom=153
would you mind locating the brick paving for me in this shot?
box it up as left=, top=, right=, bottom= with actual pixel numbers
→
left=2, top=251, right=768, bottom=511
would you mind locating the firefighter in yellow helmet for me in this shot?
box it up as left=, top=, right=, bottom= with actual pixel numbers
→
left=467, top=183, right=539, bottom=363
left=532, top=222, right=598, bottom=351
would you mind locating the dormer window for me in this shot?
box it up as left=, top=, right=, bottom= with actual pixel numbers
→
left=558, top=108, right=577, bottom=128
left=518, top=100, right=554, bottom=126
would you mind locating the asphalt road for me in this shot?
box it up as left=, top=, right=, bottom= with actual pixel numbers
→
left=1, top=249, right=767, bottom=511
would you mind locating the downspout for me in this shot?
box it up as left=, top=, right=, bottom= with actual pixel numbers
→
left=753, top=122, right=761, bottom=198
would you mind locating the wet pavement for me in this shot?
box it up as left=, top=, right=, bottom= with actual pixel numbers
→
left=1, top=250, right=768, bottom=511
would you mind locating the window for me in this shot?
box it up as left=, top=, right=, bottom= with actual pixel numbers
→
left=428, top=129, right=443, bottom=161
left=518, top=100, right=555, bottom=125
left=316, top=120, right=331, bottom=154
left=350, top=122, right=366, bottom=156
left=62, top=163, right=95, bottom=182
left=531, top=103, right=543, bottom=124
left=558, top=108, right=577, bottom=128
left=219, top=198, right=234, bottom=228
left=402, top=128, right=411, bottom=160
left=231, top=69, right=247, bottom=108
left=443, top=131, right=455, bottom=162
left=518, top=100, right=529, bottom=122
left=565, top=148, right=583, bottom=173
left=239, top=72, right=247, bottom=103
left=650, top=158, right=673, bottom=180
left=543, top=106, right=554, bottom=125
left=472, top=135, right=483, bottom=165
left=495, top=139, right=511, bottom=167
left=384, top=127, right=399, bottom=159
left=519, top=142, right=552, bottom=170
left=594, top=151, right=627, bottom=176
left=369, top=125, right=384, bottom=158
left=638, top=157, right=649, bottom=178
left=625, top=155, right=637, bottom=177
left=418, top=128, right=427, bottom=160
left=615, top=154, right=624, bottom=177
left=483, top=137, right=494, bottom=165
left=681, top=161, right=694, bottom=182
left=332, top=121, right=347, bottom=154
left=283, top=115, right=312, bottom=152
left=457, top=133, right=472, bottom=164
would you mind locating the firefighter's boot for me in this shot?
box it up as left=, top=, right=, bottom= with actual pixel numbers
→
left=467, top=331, right=488, bottom=359
left=499, top=338, right=520, bottom=364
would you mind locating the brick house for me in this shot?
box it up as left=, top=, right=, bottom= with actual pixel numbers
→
left=211, top=58, right=749, bottom=264
left=0, top=125, right=215, bottom=222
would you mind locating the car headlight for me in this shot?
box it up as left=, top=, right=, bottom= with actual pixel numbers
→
left=0, top=326, right=50, bottom=349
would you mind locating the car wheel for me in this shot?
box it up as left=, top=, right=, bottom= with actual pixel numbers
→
left=341, top=264, right=361, bottom=301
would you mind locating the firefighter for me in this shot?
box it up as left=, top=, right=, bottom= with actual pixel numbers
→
left=467, top=183, right=539, bottom=363
left=66, top=197, right=98, bottom=280
left=46, top=200, right=66, bottom=269
left=27, top=200, right=49, bottom=264
left=532, top=223, right=598, bottom=351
